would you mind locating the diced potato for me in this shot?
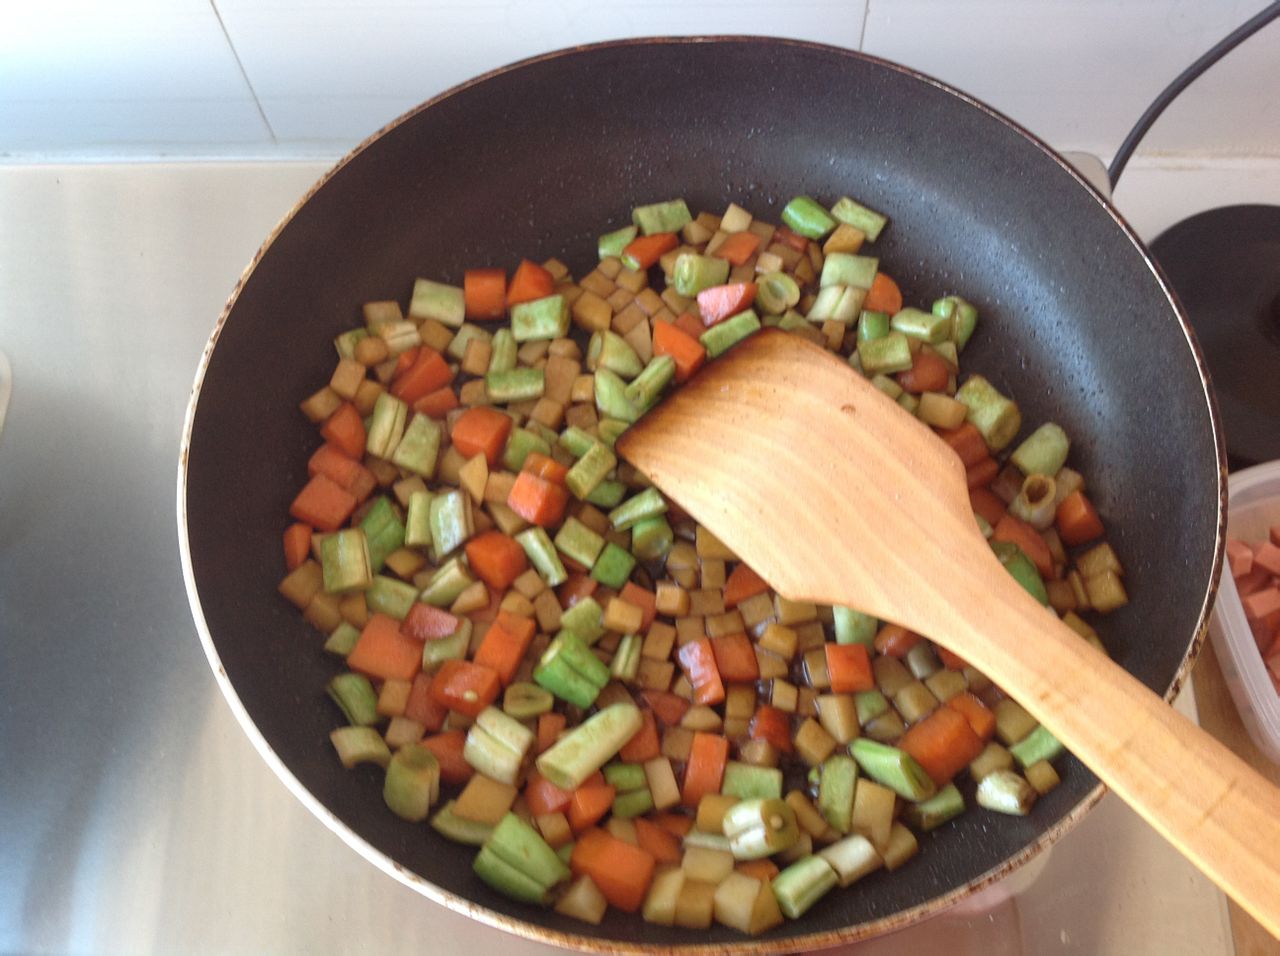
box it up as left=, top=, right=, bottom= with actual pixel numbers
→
left=816, top=694, right=859, bottom=744
left=794, top=718, right=837, bottom=766
left=851, top=779, right=895, bottom=855
left=645, top=757, right=682, bottom=811
left=535, top=812, right=573, bottom=848
left=758, top=623, right=798, bottom=660
left=452, top=775, right=517, bottom=826
left=643, top=865, right=685, bottom=926
left=606, top=816, right=639, bottom=846
left=682, top=844, right=735, bottom=884
left=969, top=741, right=1015, bottom=781
left=993, top=699, right=1038, bottom=746
left=674, top=878, right=718, bottom=929
left=696, top=794, right=740, bottom=834
left=881, top=822, right=919, bottom=871
left=1024, top=759, right=1061, bottom=796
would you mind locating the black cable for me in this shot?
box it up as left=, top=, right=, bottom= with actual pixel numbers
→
left=1108, top=1, right=1280, bottom=188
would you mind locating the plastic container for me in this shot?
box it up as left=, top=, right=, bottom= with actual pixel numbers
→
left=1208, top=459, right=1280, bottom=765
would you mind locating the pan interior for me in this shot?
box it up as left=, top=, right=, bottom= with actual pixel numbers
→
left=183, top=38, right=1220, bottom=950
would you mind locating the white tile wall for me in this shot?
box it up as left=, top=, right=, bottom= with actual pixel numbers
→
left=213, top=0, right=866, bottom=144
left=1, top=0, right=1277, bottom=161
left=0, top=0, right=270, bottom=155
left=860, top=0, right=1280, bottom=158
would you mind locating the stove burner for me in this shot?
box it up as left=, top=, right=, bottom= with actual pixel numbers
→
left=1151, top=204, right=1280, bottom=469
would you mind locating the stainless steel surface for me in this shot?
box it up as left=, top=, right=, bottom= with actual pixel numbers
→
left=0, top=162, right=1237, bottom=954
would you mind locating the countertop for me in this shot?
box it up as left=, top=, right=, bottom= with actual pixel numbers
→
left=2, top=157, right=1278, bottom=955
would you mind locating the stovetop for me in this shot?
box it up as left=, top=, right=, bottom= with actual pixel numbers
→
left=3, top=157, right=1276, bottom=954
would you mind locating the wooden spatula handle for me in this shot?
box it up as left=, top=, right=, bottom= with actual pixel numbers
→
left=927, top=562, right=1280, bottom=938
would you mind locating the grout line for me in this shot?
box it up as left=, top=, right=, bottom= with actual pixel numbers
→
left=857, top=0, right=871, bottom=50
left=209, top=0, right=277, bottom=144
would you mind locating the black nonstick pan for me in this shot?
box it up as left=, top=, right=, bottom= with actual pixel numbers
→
left=179, top=37, right=1224, bottom=952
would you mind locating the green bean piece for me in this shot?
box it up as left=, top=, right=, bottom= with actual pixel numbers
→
left=558, top=596, right=605, bottom=643
left=409, top=278, right=465, bottom=328
left=366, top=391, right=408, bottom=458
left=535, top=702, right=644, bottom=790
left=721, top=761, right=784, bottom=800
left=330, top=726, right=391, bottom=769
left=992, top=541, right=1049, bottom=605
left=557, top=425, right=597, bottom=459
left=723, top=798, right=800, bottom=859
left=833, top=606, right=877, bottom=646
left=486, top=367, right=545, bottom=403
left=700, top=309, right=761, bottom=358
left=321, top=527, right=373, bottom=594
left=933, top=295, right=979, bottom=349
left=858, top=309, right=891, bottom=342
left=890, top=306, right=952, bottom=344
left=324, top=622, right=361, bottom=657
left=504, top=681, right=554, bottom=720
left=611, top=633, right=642, bottom=682
left=327, top=672, right=379, bottom=726
left=624, top=355, right=676, bottom=410
left=955, top=373, right=1021, bottom=451
left=849, top=738, right=937, bottom=801
left=612, top=788, right=655, bottom=819
left=1011, top=422, right=1071, bottom=477
left=365, top=575, right=419, bottom=620
left=488, top=327, right=517, bottom=373
left=976, top=770, right=1037, bottom=815
left=609, top=487, right=668, bottom=531
left=603, top=762, right=648, bottom=792
left=830, top=196, right=888, bottom=241
left=591, top=541, right=636, bottom=589
left=390, top=414, right=442, bottom=478
left=756, top=272, right=801, bottom=315
left=445, top=323, right=492, bottom=361
left=422, top=625, right=471, bottom=671
left=511, top=294, right=569, bottom=342
left=1009, top=725, right=1064, bottom=768
left=383, top=745, right=440, bottom=823
left=432, top=799, right=493, bottom=846
left=771, top=855, right=839, bottom=919
left=585, top=479, right=627, bottom=509
left=820, top=253, right=878, bottom=289
left=594, top=368, right=641, bottom=423
left=419, top=556, right=473, bottom=607
left=404, top=490, right=434, bottom=549
left=626, top=515, right=670, bottom=562
left=359, top=498, right=405, bottom=574
left=632, top=199, right=692, bottom=236
left=781, top=196, right=837, bottom=239
left=566, top=441, right=617, bottom=501
left=516, top=526, right=569, bottom=587
left=502, top=427, right=551, bottom=472
left=554, top=516, right=606, bottom=567
left=595, top=419, right=629, bottom=450
left=588, top=329, right=644, bottom=379
left=598, top=224, right=638, bottom=260
left=903, top=783, right=965, bottom=832
left=673, top=253, right=730, bottom=297
left=857, top=330, right=913, bottom=374
left=807, top=285, right=866, bottom=324
left=818, top=754, right=857, bottom=834
left=429, top=489, right=473, bottom=558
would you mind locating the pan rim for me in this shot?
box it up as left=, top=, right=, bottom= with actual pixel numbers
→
left=176, top=34, right=1226, bottom=954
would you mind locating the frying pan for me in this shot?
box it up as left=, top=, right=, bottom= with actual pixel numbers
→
left=178, top=37, right=1224, bottom=952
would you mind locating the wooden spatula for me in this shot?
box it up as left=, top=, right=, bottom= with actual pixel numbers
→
left=616, top=328, right=1280, bottom=937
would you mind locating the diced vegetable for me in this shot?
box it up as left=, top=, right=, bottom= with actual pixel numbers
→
left=284, top=195, right=1122, bottom=935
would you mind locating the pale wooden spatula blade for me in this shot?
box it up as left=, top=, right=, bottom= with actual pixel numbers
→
left=617, top=328, right=983, bottom=633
